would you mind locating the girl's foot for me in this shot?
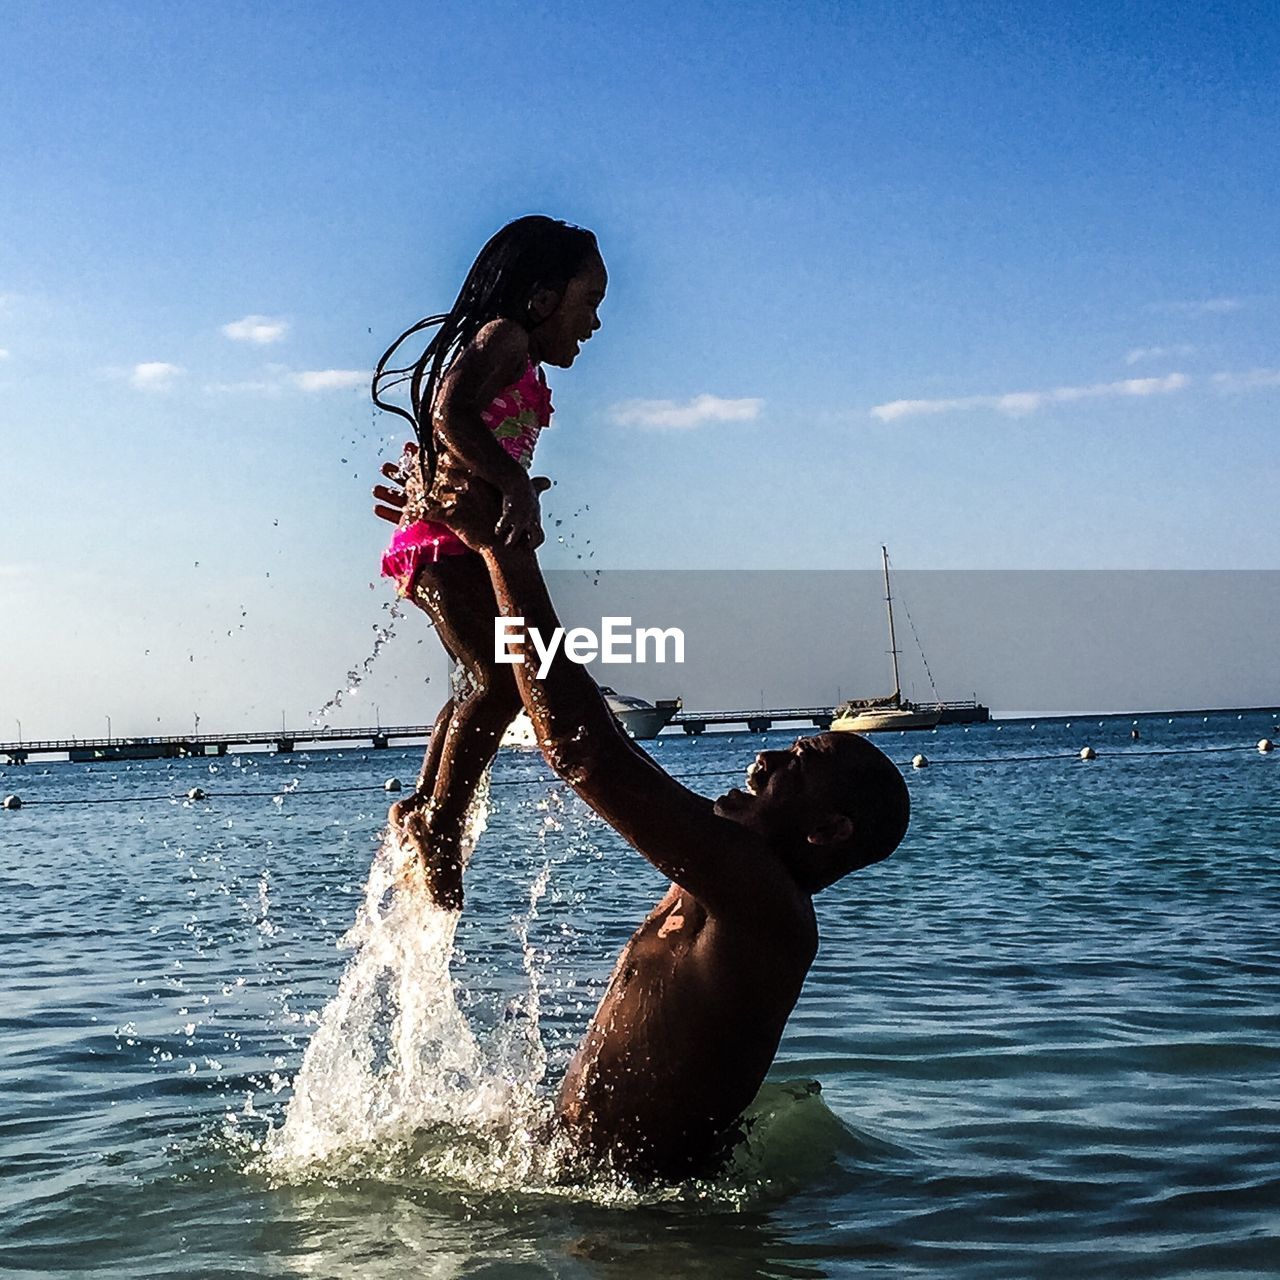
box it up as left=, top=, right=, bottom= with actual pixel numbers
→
left=388, top=797, right=464, bottom=912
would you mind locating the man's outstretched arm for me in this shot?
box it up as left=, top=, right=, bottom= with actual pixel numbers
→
left=480, top=543, right=782, bottom=912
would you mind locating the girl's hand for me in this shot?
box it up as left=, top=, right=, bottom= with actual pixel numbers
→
left=450, top=472, right=550, bottom=550
left=495, top=476, right=544, bottom=547
left=434, top=469, right=550, bottom=552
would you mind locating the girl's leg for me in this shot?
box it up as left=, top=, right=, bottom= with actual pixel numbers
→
left=414, top=694, right=455, bottom=795
left=421, top=556, right=524, bottom=859
left=396, top=554, right=522, bottom=908
left=398, top=554, right=489, bottom=807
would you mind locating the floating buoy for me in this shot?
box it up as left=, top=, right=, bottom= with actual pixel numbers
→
left=911, top=753, right=929, bottom=769
left=2, top=794, right=21, bottom=810
left=1079, top=746, right=1097, bottom=761
left=187, top=786, right=205, bottom=801
left=384, top=777, right=403, bottom=792
left=1260, top=739, right=1274, bottom=754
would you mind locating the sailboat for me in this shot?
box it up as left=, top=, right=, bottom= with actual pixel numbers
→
left=830, top=546, right=943, bottom=734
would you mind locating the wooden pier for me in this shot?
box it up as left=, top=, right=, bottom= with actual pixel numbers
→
left=672, top=706, right=833, bottom=735
left=0, top=724, right=437, bottom=765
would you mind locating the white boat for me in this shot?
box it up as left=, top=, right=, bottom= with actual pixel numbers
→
left=831, top=546, right=942, bottom=735
left=502, top=686, right=682, bottom=748
left=599, top=686, right=683, bottom=739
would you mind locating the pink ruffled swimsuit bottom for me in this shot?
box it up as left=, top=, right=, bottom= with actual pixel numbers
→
left=381, top=358, right=552, bottom=595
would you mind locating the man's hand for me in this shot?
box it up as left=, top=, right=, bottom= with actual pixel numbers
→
left=371, top=440, right=550, bottom=549
left=373, top=441, right=419, bottom=524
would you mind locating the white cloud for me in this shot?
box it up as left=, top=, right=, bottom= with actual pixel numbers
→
left=203, top=377, right=286, bottom=395
left=293, top=369, right=366, bottom=392
left=202, top=365, right=366, bottom=394
left=871, top=373, right=1190, bottom=422
left=130, top=361, right=183, bottom=391
left=1149, top=297, right=1244, bottom=316
left=869, top=395, right=970, bottom=422
left=222, top=314, right=290, bottom=344
left=1125, top=344, right=1197, bottom=365
left=0, top=348, right=10, bottom=360
left=608, top=394, right=763, bottom=430
left=1212, top=368, right=1280, bottom=391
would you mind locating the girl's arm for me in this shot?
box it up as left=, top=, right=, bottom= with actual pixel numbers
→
left=432, top=320, right=541, bottom=542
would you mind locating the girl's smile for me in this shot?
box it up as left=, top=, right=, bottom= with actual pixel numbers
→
left=532, top=253, right=607, bottom=368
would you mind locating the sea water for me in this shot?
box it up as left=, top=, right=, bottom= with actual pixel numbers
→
left=1, top=713, right=1277, bottom=1278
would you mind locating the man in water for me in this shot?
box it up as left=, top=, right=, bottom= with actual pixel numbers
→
left=375, top=467, right=910, bottom=1181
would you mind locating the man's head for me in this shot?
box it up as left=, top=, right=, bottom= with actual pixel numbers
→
left=712, top=732, right=909, bottom=892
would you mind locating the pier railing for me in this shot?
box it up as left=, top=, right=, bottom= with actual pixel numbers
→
left=0, top=725, right=436, bottom=763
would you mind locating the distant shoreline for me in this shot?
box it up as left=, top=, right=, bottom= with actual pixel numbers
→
left=989, top=704, right=1279, bottom=724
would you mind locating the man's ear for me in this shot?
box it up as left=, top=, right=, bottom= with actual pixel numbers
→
left=805, top=813, right=853, bottom=847
left=528, top=286, right=562, bottom=324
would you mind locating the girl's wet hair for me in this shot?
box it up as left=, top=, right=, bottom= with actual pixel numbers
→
left=372, top=215, right=599, bottom=493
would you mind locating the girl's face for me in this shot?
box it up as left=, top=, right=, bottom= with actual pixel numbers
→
left=531, top=252, right=607, bottom=368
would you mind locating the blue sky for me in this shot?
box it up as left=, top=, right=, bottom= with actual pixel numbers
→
left=1, top=1, right=1276, bottom=736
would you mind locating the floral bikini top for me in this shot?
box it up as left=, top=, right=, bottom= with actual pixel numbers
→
left=381, top=359, right=553, bottom=591
left=481, top=359, right=551, bottom=468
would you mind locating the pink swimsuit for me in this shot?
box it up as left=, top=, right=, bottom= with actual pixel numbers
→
left=381, top=359, right=553, bottom=593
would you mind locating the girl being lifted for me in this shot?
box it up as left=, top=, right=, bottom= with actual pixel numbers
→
left=373, top=216, right=606, bottom=910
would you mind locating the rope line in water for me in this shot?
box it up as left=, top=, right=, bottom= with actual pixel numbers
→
left=891, top=743, right=1266, bottom=768
left=3, top=743, right=1268, bottom=808
left=21, top=784, right=381, bottom=807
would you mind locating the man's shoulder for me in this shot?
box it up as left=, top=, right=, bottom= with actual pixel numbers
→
left=697, top=872, right=818, bottom=962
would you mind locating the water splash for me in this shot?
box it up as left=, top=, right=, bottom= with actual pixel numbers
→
left=312, top=598, right=409, bottom=722
left=258, top=780, right=574, bottom=1189
left=543, top=501, right=601, bottom=587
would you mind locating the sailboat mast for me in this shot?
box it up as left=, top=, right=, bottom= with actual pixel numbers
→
left=882, top=544, right=902, bottom=703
